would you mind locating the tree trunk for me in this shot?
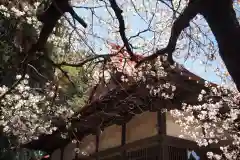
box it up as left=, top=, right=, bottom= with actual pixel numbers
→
left=200, top=0, right=240, bottom=90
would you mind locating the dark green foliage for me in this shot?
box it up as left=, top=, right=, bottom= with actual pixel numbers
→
left=0, top=135, right=47, bottom=160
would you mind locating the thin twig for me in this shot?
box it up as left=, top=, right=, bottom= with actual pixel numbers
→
left=27, top=64, right=48, bottom=80
left=56, top=54, right=117, bottom=67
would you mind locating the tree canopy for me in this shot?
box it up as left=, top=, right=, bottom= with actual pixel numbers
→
left=0, top=0, right=240, bottom=159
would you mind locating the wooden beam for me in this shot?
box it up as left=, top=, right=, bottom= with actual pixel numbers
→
left=163, top=136, right=200, bottom=149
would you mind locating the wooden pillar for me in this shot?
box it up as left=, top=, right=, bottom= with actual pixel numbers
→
left=121, top=123, right=126, bottom=160
left=157, top=110, right=166, bottom=135
left=157, top=111, right=168, bottom=160
left=96, top=132, right=100, bottom=160
left=60, top=147, right=64, bottom=160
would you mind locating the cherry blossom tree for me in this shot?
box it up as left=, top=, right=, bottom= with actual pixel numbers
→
left=0, top=0, right=240, bottom=159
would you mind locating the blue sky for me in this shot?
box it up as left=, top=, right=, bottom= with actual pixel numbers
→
left=73, top=1, right=240, bottom=88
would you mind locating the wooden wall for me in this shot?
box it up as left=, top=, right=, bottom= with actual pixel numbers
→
left=126, top=111, right=158, bottom=143
left=166, top=112, right=203, bottom=141
left=99, top=124, right=122, bottom=151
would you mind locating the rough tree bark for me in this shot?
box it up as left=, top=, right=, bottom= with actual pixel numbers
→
left=31, top=0, right=87, bottom=52
left=21, top=0, right=88, bottom=78
left=137, top=0, right=240, bottom=91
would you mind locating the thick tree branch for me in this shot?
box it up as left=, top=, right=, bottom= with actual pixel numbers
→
left=31, top=0, right=87, bottom=53
left=109, top=0, right=137, bottom=61
left=135, top=48, right=172, bottom=68
left=135, top=1, right=199, bottom=68
left=65, top=5, right=87, bottom=28
left=136, top=0, right=240, bottom=92
left=40, top=53, right=117, bottom=90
